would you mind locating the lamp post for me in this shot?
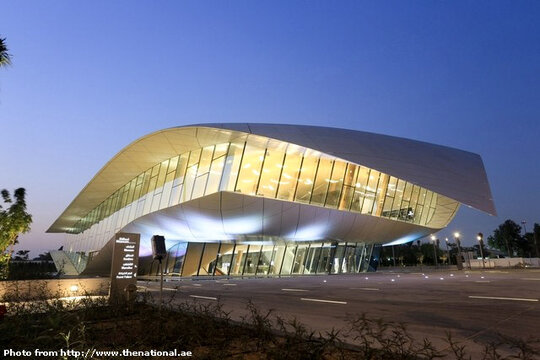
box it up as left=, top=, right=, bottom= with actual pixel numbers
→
left=477, top=232, right=485, bottom=269
left=445, top=237, right=451, bottom=265
left=454, top=232, right=463, bottom=270
left=430, top=235, right=438, bottom=267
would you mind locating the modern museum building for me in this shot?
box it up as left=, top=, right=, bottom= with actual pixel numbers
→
left=47, top=124, right=495, bottom=277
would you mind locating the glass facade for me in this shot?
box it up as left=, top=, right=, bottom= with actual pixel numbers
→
left=153, top=240, right=380, bottom=277
left=66, top=135, right=460, bottom=255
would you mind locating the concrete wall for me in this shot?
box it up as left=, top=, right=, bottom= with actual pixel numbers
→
left=0, top=278, right=110, bottom=301
left=468, top=257, right=540, bottom=269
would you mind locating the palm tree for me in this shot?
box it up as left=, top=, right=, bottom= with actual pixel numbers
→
left=0, top=37, right=12, bottom=67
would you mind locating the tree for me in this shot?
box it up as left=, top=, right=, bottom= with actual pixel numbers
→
left=487, top=219, right=528, bottom=257
left=13, top=249, right=29, bottom=261
left=534, top=223, right=540, bottom=258
left=33, top=251, right=53, bottom=262
left=0, top=37, right=12, bottom=68
left=0, top=188, right=32, bottom=278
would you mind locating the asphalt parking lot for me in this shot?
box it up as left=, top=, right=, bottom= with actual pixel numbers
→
left=140, top=269, right=540, bottom=354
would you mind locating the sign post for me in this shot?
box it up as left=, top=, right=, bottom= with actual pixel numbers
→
left=109, top=232, right=140, bottom=304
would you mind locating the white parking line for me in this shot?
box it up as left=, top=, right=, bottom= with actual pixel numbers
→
left=282, top=288, right=309, bottom=292
left=223, top=283, right=237, bottom=286
left=163, top=287, right=177, bottom=291
left=521, top=278, right=540, bottom=281
left=468, top=295, right=538, bottom=302
left=475, top=281, right=491, bottom=283
left=350, top=287, right=380, bottom=291
left=300, top=298, right=347, bottom=305
left=189, top=295, right=217, bottom=301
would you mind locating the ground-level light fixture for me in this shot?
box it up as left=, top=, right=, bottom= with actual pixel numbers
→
left=69, top=285, right=79, bottom=293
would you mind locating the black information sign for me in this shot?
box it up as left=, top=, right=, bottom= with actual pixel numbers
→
left=109, top=232, right=140, bottom=303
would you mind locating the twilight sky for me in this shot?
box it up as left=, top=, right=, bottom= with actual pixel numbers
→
left=1, top=1, right=539, bottom=256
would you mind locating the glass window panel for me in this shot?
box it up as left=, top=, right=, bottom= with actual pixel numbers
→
left=127, top=179, right=136, bottom=205
left=268, top=245, right=285, bottom=275
left=343, top=163, right=359, bottom=186
left=198, top=146, right=214, bottom=175
left=243, top=245, right=261, bottom=275
left=167, top=156, right=179, bottom=174
left=292, top=244, right=309, bottom=274
left=304, top=243, right=322, bottom=274
left=417, top=187, right=427, bottom=206
left=229, top=244, right=249, bottom=276
left=390, top=179, right=406, bottom=218
left=402, top=182, right=413, bottom=202
left=215, top=243, right=235, bottom=276
left=257, top=148, right=286, bottom=198
left=165, top=170, right=175, bottom=186
left=361, top=192, right=376, bottom=214
left=356, top=167, right=370, bottom=190
left=413, top=205, right=424, bottom=224
left=235, top=143, right=265, bottom=195
left=174, top=153, right=189, bottom=187
left=256, top=245, right=275, bottom=275
left=198, top=243, right=219, bottom=276
left=276, top=146, right=304, bottom=201
left=386, top=176, right=398, bottom=197
left=279, top=245, right=296, bottom=275
left=181, top=165, right=197, bottom=202
left=367, top=170, right=380, bottom=193
left=188, top=149, right=201, bottom=167
left=317, top=242, right=333, bottom=273
left=400, top=182, right=413, bottom=221
left=220, top=141, right=245, bottom=192
left=382, top=194, right=394, bottom=217
left=148, top=175, right=158, bottom=194
left=331, top=244, right=346, bottom=274
left=192, top=174, right=209, bottom=199
left=181, top=243, right=204, bottom=277
left=206, top=155, right=225, bottom=195
left=374, top=174, right=389, bottom=216
left=213, top=143, right=229, bottom=159
left=339, top=185, right=355, bottom=210
left=310, top=158, right=333, bottom=205
left=409, top=185, right=421, bottom=211
left=141, top=169, right=152, bottom=195
left=325, top=161, right=347, bottom=208
left=420, top=191, right=433, bottom=224
left=172, top=243, right=188, bottom=275
left=343, top=245, right=358, bottom=273
left=350, top=188, right=365, bottom=212
left=294, top=151, right=319, bottom=203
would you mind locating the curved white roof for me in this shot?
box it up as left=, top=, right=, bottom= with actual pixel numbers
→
left=48, top=123, right=495, bottom=233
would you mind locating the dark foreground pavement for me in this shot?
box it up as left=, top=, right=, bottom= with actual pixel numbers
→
left=139, top=269, right=540, bottom=355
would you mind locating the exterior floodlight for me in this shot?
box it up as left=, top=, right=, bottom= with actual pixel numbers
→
left=454, top=232, right=460, bottom=238
left=431, top=235, right=436, bottom=241
left=69, top=285, right=79, bottom=293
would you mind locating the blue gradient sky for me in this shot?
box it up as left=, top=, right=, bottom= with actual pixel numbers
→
left=1, top=1, right=539, bottom=256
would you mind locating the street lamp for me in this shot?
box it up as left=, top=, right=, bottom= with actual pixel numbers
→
left=445, top=237, right=451, bottom=265
left=477, top=232, right=485, bottom=269
left=454, top=232, right=463, bottom=270
left=430, top=235, right=438, bottom=267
